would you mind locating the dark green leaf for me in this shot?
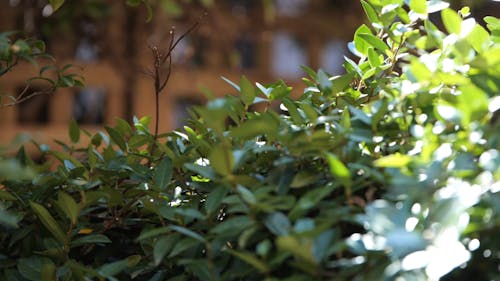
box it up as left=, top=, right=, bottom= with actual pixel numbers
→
left=49, top=0, right=65, bottom=11
left=98, top=255, right=141, bottom=278
left=263, top=212, right=291, bottom=236
left=68, top=119, right=80, bottom=143
left=71, top=234, right=112, bottom=247
left=225, top=249, right=270, bottom=273
left=56, top=191, right=79, bottom=225
left=105, top=126, right=127, bottom=151
left=205, top=186, right=228, bottom=215
left=154, top=157, right=173, bottom=191
left=154, top=234, right=181, bottom=266
left=168, top=238, right=201, bottom=257
left=169, top=225, right=206, bottom=242
left=30, top=201, right=67, bottom=244
left=239, top=75, right=255, bottom=105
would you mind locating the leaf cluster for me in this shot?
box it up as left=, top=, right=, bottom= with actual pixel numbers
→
left=1, top=1, right=499, bottom=280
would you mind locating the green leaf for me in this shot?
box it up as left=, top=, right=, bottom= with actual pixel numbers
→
left=211, top=216, right=254, bottom=236
left=68, top=119, right=80, bottom=143
left=374, top=153, right=412, bottom=168
left=427, top=0, right=449, bottom=13
left=239, top=75, right=255, bottom=105
left=115, top=118, right=133, bottom=137
left=169, top=225, right=206, bottom=243
left=154, top=157, right=173, bottom=191
left=209, top=144, right=234, bottom=176
left=282, top=98, right=305, bottom=124
left=269, top=82, right=292, bottom=100
left=160, top=0, right=183, bottom=17
left=358, top=33, right=389, bottom=52
left=105, top=126, right=127, bottom=151
left=410, top=0, right=427, bottom=15
left=168, top=238, right=201, bottom=257
left=30, top=201, right=67, bottom=244
left=225, top=249, right=270, bottom=273
left=144, top=0, right=153, bottom=22
left=353, top=24, right=373, bottom=55
left=49, top=0, right=65, bottom=11
left=17, top=257, right=53, bottom=281
left=442, top=8, right=462, bottom=35
left=317, top=69, right=332, bottom=93
left=154, top=234, right=181, bottom=266
left=40, top=261, right=56, bottom=281
left=367, top=47, right=382, bottom=67
left=276, top=235, right=316, bottom=264
left=361, top=0, right=380, bottom=25
left=263, top=212, right=291, bottom=236
left=98, top=255, right=141, bottom=278
left=71, top=234, right=112, bottom=247
left=326, top=153, right=352, bottom=191
left=467, top=24, right=490, bottom=53
left=0, top=208, right=20, bottom=228
left=331, top=72, right=355, bottom=94
left=221, top=76, right=240, bottom=92
left=230, top=114, right=278, bottom=140
left=0, top=189, right=16, bottom=201
left=236, top=185, right=256, bottom=205
left=136, top=226, right=171, bottom=241
left=205, top=186, right=228, bottom=215
left=56, top=191, right=79, bottom=225
left=126, top=0, right=141, bottom=7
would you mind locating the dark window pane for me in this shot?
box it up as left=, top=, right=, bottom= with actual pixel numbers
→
left=271, top=32, right=308, bottom=78
left=17, top=86, right=50, bottom=125
left=234, top=34, right=256, bottom=69
left=174, top=97, right=202, bottom=128
left=73, top=87, right=106, bottom=125
left=321, top=39, right=346, bottom=75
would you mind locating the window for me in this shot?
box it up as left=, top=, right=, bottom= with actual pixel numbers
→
left=73, top=87, right=106, bottom=125
left=275, top=0, right=309, bottom=16
left=234, top=34, right=256, bottom=69
left=16, top=86, right=50, bottom=125
left=173, top=97, right=203, bottom=129
left=320, top=39, right=346, bottom=75
left=271, top=32, right=308, bottom=78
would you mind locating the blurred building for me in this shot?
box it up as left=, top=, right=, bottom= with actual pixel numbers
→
left=0, top=0, right=498, bottom=147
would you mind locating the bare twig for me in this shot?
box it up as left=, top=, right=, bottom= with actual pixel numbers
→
left=146, top=18, right=203, bottom=160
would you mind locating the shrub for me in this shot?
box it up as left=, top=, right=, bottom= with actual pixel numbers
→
left=1, top=1, right=499, bottom=280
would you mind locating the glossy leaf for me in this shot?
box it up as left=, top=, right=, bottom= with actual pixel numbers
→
left=71, top=234, right=112, bottom=247
left=98, top=255, right=141, bottom=278
left=56, top=191, right=79, bottom=224
left=442, top=8, right=462, bottom=35
left=263, top=212, right=291, bottom=236
left=239, top=75, right=255, bottom=105
left=30, top=201, right=67, bottom=244
left=169, top=225, right=206, bottom=243
left=326, top=153, right=352, bottom=191
left=69, top=119, right=80, bottom=143
left=154, top=157, right=173, bottom=191
left=49, top=0, right=65, bottom=11
left=225, top=249, right=270, bottom=273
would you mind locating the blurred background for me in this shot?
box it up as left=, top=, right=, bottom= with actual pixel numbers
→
left=1, top=0, right=499, bottom=146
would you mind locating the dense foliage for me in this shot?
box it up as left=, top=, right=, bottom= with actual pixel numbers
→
left=1, top=1, right=499, bottom=280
